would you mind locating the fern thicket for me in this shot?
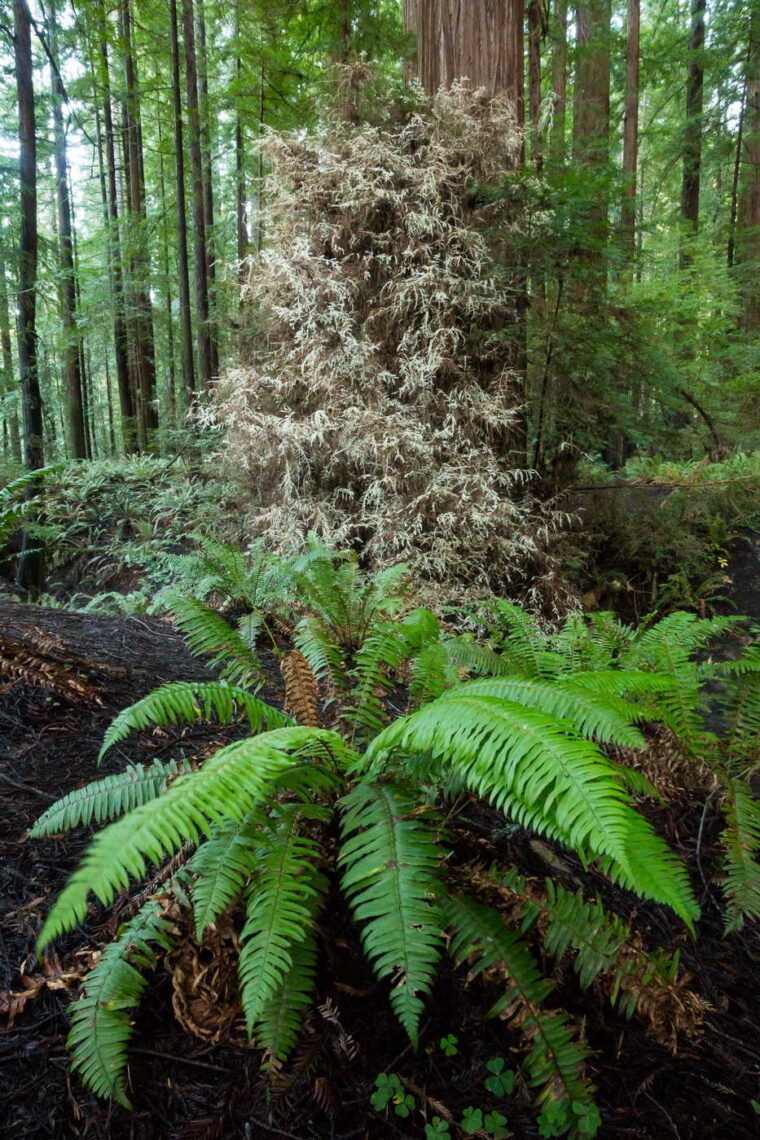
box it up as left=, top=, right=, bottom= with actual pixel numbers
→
left=37, top=555, right=749, bottom=1136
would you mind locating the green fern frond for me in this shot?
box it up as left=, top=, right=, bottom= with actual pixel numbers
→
left=445, top=893, right=596, bottom=1125
left=293, top=615, right=348, bottom=692
left=169, top=596, right=264, bottom=687
left=721, top=778, right=760, bottom=932
left=409, top=642, right=458, bottom=706
left=339, top=783, right=445, bottom=1043
left=491, top=870, right=687, bottom=1030
left=490, top=599, right=564, bottom=678
left=67, top=897, right=177, bottom=1107
left=444, top=637, right=522, bottom=679
left=99, top=680, right=291, bottom=761
left=37, top=727, right=344, bottom=952
left=369, top=694, right=699, bottom=927
left=719, top=647, right=760, bottom=756
left=447, top=675, right=650, bottom=749
left=348, top=621, right=410, bottom=742
left=189, top=813, right=265, bottom=939
left=551, top=611, right=633, bottom=674
left=256, top=926, right=320, bottom=1064
left=239, top=803, right=328, bottom=1036
left=30, top=759, right=193, bottom=837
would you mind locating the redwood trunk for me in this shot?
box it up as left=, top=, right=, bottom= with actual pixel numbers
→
left=170, top=0, right=195, bottom=398
left=743, top=2, right=760, bottom=329
left=14, top=0, right=45, bottom=591
left=680, top=0, right=706, bottom=263
left=403, top=0, right=524, bottom=118
left=50, top=6, right=87, bottom=459
left=621, top=0, right=640, bottom=268
left=183, top=0, right=213, bottom=390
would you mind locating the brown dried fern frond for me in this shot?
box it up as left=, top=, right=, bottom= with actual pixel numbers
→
left=281, top=649, right=321, bottom=727
left=0, top=636, right=101, bottom=706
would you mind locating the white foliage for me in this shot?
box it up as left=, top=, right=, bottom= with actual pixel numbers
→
left=211, top=77, right=565, bottom=600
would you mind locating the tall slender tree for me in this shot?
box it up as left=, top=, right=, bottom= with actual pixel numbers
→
left=743, top=1, right=760, bottom=330
left=14, top=0, right=45, bottom=591
left=92, top=2, right=136, bottom=452
left=50, top=1, right=87, bottom=459
left=621, top=0, right=640, bottom=268
left=170, top=0, right=195, bottom=400
left=680, top=0, right=706, bottom=264
left=183, top=0, right=213, bottom=389
left=119, top=0, right=158, bottom=445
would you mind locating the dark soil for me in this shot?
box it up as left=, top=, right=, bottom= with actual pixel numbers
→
left=2, top=602, right=760, bottom=1139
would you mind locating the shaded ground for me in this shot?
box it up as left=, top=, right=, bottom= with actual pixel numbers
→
left=1, top=602, right=760, bottom=1138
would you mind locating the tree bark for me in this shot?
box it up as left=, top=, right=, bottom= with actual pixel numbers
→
left=14, top=0, right=45, bottom=592
left=572, top=0, right=611, bottom=275
left=170, top=0, right=195, bottom=400
left=403, top=0, right=525, bottom=118
left=680, top=0, right=706, bottom=264
left=549, top=0, right=568, bottom=162
left=743, top=1, right=760, bottom=329
left=119, top=0, right=159, bottom=443
left=196, top=0, right=218, bottom=377
left=527, top=0, right=544, bottom=167
left=94, top=3, right=136, bottom=453
left=50, top=2, right=87, bottom=460
left=183, top=0, right=213, bottom=390
left=0, top=246, right=21, bottom=461
left=621, top=0, right=640, bottom=269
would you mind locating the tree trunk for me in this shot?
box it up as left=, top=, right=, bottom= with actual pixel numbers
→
left=572, top=0, right=611, bottom=274
left=549, top=0, right=568, bottom=162
left=743, top=2, right=760, bottom=329
left=403, top=0, right=524, bottom=118
left=157, top=115, right=177, bottom=426
left=235, top=47, right=249, bottom=284
left=50, top=3, right=87, bottom=460
left=527, top=0, right=544, bottom=167
left=0, top=246, right=21, bottom=461
left=183, top=0, right=213, bottom=390
left=14, top=0, right=45, bottom=592
left=94, top=3, right=136, bottom=452
left=196, top=0, right=218, bottom=378
left=120, top=0, right=159, bottom=443
left=621, top=0, right=640, bottom=269
left=680, top=0, right=706, bottom=265
left=403, top=0, right=526, bottom=461
left=170, top=0, right=195, bottom=400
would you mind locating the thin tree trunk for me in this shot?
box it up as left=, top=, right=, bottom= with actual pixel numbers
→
left=14, top=0, right=45, bottom=592
left=680, top=0, right=706, bottom=266
left=95, top=4, right=136, bottom=452
left=157, top=115, right=177, bottom=427
left=120, top=0, right=158, bottom=443
left=527, top=0, right=544, bottom=168
left=196, top=0, right=218, bottom=378
left=549, top=0, right=567, bottom=162
left=50, top=3, right=87, bottom=460
left=169, top=0, right=195, bottom=400
left=183, top=0, right=213, bottom=389
left=0, top=247, right=21, bottom=461
left=235, top=48, right=249, bottom=284
left=743, top=2, right=760, bottom=329
left=621, top=0, right=640, bottom=269
left=727, top=83, right=745, bottom=271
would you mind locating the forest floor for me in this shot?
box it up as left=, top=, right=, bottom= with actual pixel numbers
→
left=2, top=602, right=760, bottom=1138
